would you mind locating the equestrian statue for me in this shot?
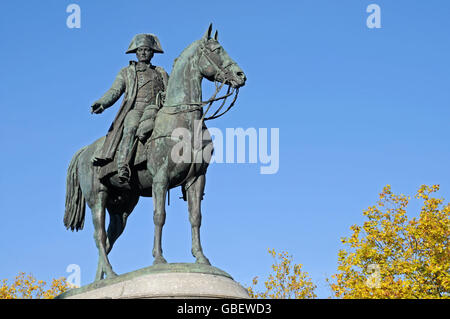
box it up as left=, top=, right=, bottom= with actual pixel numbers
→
left=63, top=24, right=246, bottom=281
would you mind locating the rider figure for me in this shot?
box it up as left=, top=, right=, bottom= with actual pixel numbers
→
left=91, top=34, right=169, bottom=186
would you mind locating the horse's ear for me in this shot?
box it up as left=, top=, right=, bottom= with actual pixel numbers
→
left=203, top=23, right=213, bottom=40
left=214, top=30, right=218, bottom=41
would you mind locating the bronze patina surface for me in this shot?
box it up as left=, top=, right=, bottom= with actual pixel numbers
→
left=64, top=25, right=246, bottom=282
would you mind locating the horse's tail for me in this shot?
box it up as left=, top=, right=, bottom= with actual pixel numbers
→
left=64, top=146, right=87, bottom=231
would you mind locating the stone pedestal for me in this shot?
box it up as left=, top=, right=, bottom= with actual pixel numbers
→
left=56, top=263, right=249, bottom=299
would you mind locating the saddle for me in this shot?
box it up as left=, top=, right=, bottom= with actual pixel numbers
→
left=98, top=136, right=148, bottom=186
left=98, top=108, right=157, bottom=187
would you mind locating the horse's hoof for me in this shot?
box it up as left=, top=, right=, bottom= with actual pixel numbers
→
left=153, top=256, right=168, bottom=265
left=196, top=256, right=211, bottom=265
left=107, top=271, right=118, bottom=278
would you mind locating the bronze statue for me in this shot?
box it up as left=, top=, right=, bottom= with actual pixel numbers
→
left=64, top=25, right=246, bottom=281
left=91, top=34, right=169, bottom=187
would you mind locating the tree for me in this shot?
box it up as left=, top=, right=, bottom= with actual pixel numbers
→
left=247, top=249, right=317, bottom=299
left=0, top=272, right=72, bottom=299
left=329, top=185, right=449, bottom=299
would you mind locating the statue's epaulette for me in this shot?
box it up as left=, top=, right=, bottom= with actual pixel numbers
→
left=155, top=66, right=165, bottom=75
left=155, top=66, right=169, bottom=86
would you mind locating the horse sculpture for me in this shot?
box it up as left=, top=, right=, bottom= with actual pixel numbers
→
left=64, top=24, right=246, bottom=281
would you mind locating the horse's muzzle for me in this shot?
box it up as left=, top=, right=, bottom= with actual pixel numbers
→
left=229, top=68, right=246, bottom=88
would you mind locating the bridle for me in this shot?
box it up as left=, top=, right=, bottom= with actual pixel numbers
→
left=198, top=43, right=241, bottom=121
left=199, top=44, right=235, bottom=88
left=161, top=41, right=240, bottom=122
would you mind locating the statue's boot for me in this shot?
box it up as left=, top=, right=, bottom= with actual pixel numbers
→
left=116, top=127, right=137, bottom=188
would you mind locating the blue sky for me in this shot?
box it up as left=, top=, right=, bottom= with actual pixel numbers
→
left=0, top=0, right=449, bottom=298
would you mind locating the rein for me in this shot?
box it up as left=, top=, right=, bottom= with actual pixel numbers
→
left=160, top=43, right=239, bottom=121
left=160, top=80, right=238, bottom=120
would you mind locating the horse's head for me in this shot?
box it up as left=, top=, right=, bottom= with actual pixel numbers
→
left=197, top=24, right=246, bottom=89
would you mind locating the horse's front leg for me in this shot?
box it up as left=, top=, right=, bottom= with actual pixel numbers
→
left=151, top=177, right=168, bottom=265
left=186, top=174, right=210, bottom=265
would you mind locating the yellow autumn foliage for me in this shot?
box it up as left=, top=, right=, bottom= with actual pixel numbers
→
left=247, top=249, right=317, bottom=299
left=0, top=272, right=72, bottom=299
left=330, top=184, right=450, bottom=299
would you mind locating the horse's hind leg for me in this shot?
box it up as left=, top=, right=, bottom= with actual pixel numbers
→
left=92, top=190, right=117, bottom=281
left=186, top=174, right=210, bottom=265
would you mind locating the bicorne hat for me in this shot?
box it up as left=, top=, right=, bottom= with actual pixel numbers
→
left=126, top=34, right=164, bottom=54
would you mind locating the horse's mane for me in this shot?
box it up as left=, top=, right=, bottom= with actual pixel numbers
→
left=171, top=40, right=201, bottom=72
left=164, top=40, right=203, bottom=107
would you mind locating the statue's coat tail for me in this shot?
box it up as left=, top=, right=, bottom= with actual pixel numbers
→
left=64, top=147, right=87, bottom=231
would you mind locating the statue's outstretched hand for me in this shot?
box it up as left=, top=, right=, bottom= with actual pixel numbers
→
left=91, top=102, right=105, bottom=114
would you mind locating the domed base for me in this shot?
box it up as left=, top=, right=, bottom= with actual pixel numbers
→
left=56, top=263, right=249, bottom=299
